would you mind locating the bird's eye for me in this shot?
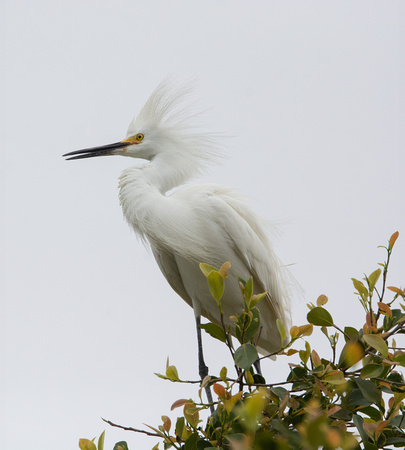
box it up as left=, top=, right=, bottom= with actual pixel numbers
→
left=136, top=133, right=144, bottom=141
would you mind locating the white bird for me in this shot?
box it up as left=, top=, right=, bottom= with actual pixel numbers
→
left=63, top=78, right=291, bottom=399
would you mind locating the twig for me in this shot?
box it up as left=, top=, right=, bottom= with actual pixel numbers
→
left=102, top=418, right=161, bottom=437
left=380, top=245, right=393, bottom=304
left=383, top=320, right=405, bottom=340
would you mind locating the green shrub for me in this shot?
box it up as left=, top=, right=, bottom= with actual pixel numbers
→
left=80, top=232, right=405, bottom=449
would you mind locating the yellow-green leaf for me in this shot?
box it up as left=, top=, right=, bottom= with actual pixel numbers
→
left=244, top=276, right=253, bottom=300
left=276, top=319, right=286, bottom=343
left=250, top=292, right=267, bottom=308
left=207, top=270, right=225, bottom=304
left=367, top=268, right=382, bottom=293
left=352, top=278, right=369, bottom=300
left=97, top=431, right=105, bottom=450
left=223, top=391, right=243, bottom=413
left=299, top=324, right=314, bottom=337
left=339, top=341, right=364, bottom=368
left=199, top=263, right=218, bottom=277
left=316, top=295, right=328, bottom=306
left=166, top=360, right=181, bottom=381
left=183, top=402, right=200, bottom=428
left=323, top=370, right=346, bottom=385
left=363, top=334, right=388, bottom=357
left=79, top=439, right=97, bottom=450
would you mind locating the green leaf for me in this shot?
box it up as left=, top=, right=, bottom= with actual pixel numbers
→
left=207, top=270, right=225, bottom=305
left=367, top=268, right=382, bottom=293
left=113, top=442, right=129, bottom=450
left=363, top=442, right=378, bottom=450
left=361, top=363, right=386, bottom=379
left=271, top=386, right=288, bottom=399
left=344, top=326, right=359, bottom=342
left=355, top=378, right=381, bottom=404
left=299, top=341, right=311, bottom=365
left=97, top=431, right=105, bottom=450
left=199, top=323, right=227, bottom=343
left=383, top=309, right=403, bottom=331
left=385, top=437, right=405, bottom=446
left=199, top=263, right=218, bottom=277
left=244, top=276, right=253, bottom=301
left=347, top=389, right=374, bottom=407
left=352, top=414, right=370, bottom=443
left=220, top=366, right=227, bottom=383
left=307, top=307, right=334, bottom=327
left=243, top=308, right=261, bottom=342
left=276, top=319, right=286, bottom=343
left=175, top=416, right=185, bottom=440
left=389, top=414, right=405, bottom=428
left=361, top=406, right=383, bottom=421
left=234, top=344, right=258, bottom=370
left=323, top=370, right=347, bottom=385
left=197, top=442, right=216, bottom=450
left=184, top=432, right=199, bottom=450
left=394, top=354, right=405, bottom=367
left=363, top=334, right=388, bottom=357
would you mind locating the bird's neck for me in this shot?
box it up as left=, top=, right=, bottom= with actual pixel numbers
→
left=118, top=155, right=195, bottom=238
left=144, top=154, right=194, bottom=193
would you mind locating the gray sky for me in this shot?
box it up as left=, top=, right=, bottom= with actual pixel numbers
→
left=3, top=1, right=404, bottom=448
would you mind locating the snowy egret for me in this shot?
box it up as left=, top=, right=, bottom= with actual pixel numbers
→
left=63, top=78, right=292, bottom=400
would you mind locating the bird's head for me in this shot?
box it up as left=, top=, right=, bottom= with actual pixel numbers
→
left=63, top=77, right=222, bottom=172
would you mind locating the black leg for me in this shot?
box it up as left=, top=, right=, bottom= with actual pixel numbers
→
left=196, top=316, right=214, bottom=413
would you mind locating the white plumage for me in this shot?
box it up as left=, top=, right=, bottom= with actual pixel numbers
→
left=64, top=77, right=291, bottom=356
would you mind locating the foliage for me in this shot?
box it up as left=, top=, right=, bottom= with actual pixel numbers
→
left=80, top=232, right=405, bottom=449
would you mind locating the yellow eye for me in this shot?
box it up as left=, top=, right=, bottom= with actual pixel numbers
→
left=136, top=133, right=144, bottom=141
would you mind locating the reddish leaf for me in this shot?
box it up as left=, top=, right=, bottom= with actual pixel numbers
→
left=387, top=286, right=405, bottom=296
left=378, top=302, right=392, bottom=317
left=213, top=383, right=227, bottom=398
left=389, top=231, right=399, bottom=249
left=161, top=415, right=171, bottom=432
left=171, top=398, right=189, bottom=410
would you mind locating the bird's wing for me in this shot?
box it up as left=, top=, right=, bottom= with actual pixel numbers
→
left=150, top=245, right=194, bottom=309
left=207, top=187, right=292, bottom=351
left=173, top=184, right=291, bottom=322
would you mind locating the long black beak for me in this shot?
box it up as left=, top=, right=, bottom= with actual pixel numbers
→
left=63, top=141, right=129, bottom=160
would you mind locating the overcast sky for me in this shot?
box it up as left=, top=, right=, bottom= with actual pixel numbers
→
left=3, top=1, right=404, bottom=449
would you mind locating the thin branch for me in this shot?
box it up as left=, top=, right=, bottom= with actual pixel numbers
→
left=102, top=418, right=161, bottom=437
left=380, top=247, right=392, bottom=304
left=374, top=378, right=405, bottom=387
left=383, top=320, right=405, bottom=341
